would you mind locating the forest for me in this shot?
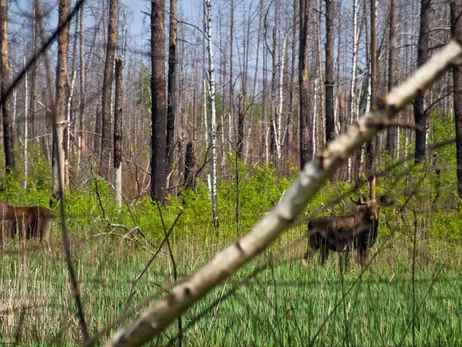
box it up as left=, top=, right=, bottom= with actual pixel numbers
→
left=0, top=0, right=462, bottom=345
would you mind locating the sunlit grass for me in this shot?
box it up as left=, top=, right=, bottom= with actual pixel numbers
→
left=1, top=227, right=461, bottom=346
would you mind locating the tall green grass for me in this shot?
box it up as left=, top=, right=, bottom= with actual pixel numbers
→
left=1, top=230, right=461, bottom=346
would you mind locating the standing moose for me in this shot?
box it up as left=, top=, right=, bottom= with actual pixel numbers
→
left=0, top=202, right=55, bottom=252
left=302, top=195, right=393, bottom=268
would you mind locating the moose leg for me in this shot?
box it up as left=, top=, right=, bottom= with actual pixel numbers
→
left=303, top=232, right=319, bottom=266
left=319, top=241, right=329, bottom=265
left=358, top=246, right=368, bottom=269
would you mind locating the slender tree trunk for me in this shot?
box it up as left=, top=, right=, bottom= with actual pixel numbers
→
left=262, top=0, right=269, bottom=162
left=366, top=0, right=377, bottom=200
left=30, top=5, right=39, bottom=143
left=414, top=0, right=430, bottom=164
left=114, top=58, right=123, bottom=207
left=317, top=0, right=325, bottom=150
left=285, top=0, right=298, bottom=158
left=386, top=0, right=397, bottom=157
left=100, top=0, right=118, bottom=180
left=53, top=0, right=70, bottom=199
left=94, top=105, right=102, bottom=154
left=451, top=1, right=462, bottom=198
left=150, top=0, right=167, bottom=201
left=229, top=0, right=234, bottom=154
left=0, top=0, right=14, bottom=173
left=184, top=141, right=197, bottom=192
left=325, top=0, right=335, bottom=142
left=205, top=0, right=219, bottom=231
left=67, top=10, right=79, bottom=186
left=24, top=58, right=28, bottom=189
left=166, top=0, right=177, bottom=172
left=77, top=1, right=86, bottom=175
left=299, top=0, right=313, bottom=169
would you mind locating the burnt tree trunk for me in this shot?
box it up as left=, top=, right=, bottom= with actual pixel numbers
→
left=414, top=0, right=431, bottom=164
left=150, top=0, right=167, bottom=202
left=166, top=0, right=177, bottom=172
left=325, top=0, right=334, bottom=143
left=451, top=1, right=462, bottom=198
left=0, top=0, right=14, bottom=172
left=114, top=58, right=123, bottom=207
left=184, top=141, right=197, bottom=192
left=386, top=0, right=397, bottom=157
left=299, top=0, right=312, bottom=168
left=100, top=0, right=118, bottom=180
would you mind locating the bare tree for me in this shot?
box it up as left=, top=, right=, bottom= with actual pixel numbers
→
left=100, top=0, right=119, bottom=180
left=325, top=0, right=334, bottom=142
left=0, top=0, right=15, bottom=173
left=53, top=0, right=70, bottom=198
left=77, top=1, right=86, bottom=174
left=366, top=0, right=377, bottom=200
left=166, top=0, right=177, bottom=172
left=114, top=58, right=123, bottom=207
left=386, top=0, right=397, bottom=157
left=348, top=0, right=361, bottom=180
left=414, top=0, right=431, bottom=164
left=205, top=0, right=219, bottom=231
left=299, top=0, right=313, bottom=168
left=150, top=0, right=167, bottom=202
left=451, top=1, right=462, bottom=198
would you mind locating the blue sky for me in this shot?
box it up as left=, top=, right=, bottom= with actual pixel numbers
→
left=122, top=0, right=197, bottom=42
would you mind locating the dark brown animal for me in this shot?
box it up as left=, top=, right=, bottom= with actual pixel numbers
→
left=0, top=202, right=55, bottom=252
left=302, top=196, right=393, bottom=268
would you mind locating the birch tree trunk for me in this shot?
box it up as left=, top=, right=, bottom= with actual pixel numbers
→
left=205, top=0, right=219, bottom=231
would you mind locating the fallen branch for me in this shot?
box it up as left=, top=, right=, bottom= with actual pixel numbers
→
left=104, top=39, right=462, bottom=347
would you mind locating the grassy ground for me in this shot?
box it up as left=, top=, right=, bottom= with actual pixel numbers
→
left=0, top=227, right=461, bottom=346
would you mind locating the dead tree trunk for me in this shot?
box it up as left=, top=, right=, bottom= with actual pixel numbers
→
left=0, top=0, right=15, bottom=173
left=299, top=0, right=313, bottom=168
left=100, top=0, right=118, bottom=181
left=52, top=0, right=70, bottom=199
left=77, top=1, right=86, bottom=175
left=325, top=0, right=335, bottom=142
left=451, top=1, right=462, bottom=198
left=414, top=0, right=431, bottom=164
left=366, top=0, right=377, bottom=201
left=386, top=0, right=397, bottom=157
left=114, top=58, right=123, bottom=207
left=184, top=141, right=197, bottom=192
left=166, top=0, right=177, bottom=173
left=150, top=0, right=167, bottom=202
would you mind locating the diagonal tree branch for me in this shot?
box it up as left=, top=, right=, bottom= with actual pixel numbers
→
left=104, top=39, right=462, bottom=347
